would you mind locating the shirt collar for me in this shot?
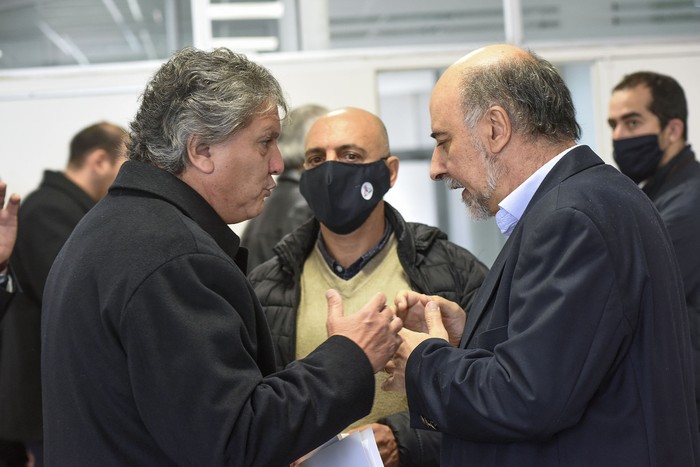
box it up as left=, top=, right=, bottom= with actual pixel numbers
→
left=496, top=144, right=580, bottom=236
left=317, top=220, right=392, bottom=280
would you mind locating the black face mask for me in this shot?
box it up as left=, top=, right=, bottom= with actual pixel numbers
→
left=613, top=134, right=663, bottom=184
left=299, top=159, right=391, bottom=235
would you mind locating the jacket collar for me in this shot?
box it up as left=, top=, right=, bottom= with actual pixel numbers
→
left=272, top=201, right=445, bottom=278
left=110, top=161, right=245, bottom=267
left=41, top=170, right=96, bottom=212
left=461, top=145, right=604, bottom=347
left=642, top=145, right=695, bottom=198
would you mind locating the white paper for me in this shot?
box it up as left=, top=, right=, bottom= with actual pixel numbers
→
left=299, top=427, right=383, bottom=467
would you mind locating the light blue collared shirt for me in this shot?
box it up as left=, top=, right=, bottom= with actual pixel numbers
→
left=496, top=145, right=580, bottom=236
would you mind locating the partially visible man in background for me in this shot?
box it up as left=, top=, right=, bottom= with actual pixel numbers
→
left=0, top=122, right=128, bottom=467
left=608, top=71, right=700, bottom=422
left=0, top=181, right=20, bottom=320
left=250, top=107, right=488, bottom=467
left=242, top=104, right=328, bottom=271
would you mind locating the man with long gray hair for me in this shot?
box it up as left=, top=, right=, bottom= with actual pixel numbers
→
left=41, top=47, right=402, bottom=466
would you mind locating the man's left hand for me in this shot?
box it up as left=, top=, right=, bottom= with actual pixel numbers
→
left=383, top=301, right=449, bottom=393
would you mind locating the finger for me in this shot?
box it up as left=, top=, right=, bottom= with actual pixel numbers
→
left=384, top=359, right=396, bottom=374
left=425, top=301, right=448, bottom=337
left=325, top=289, right=344, bottom=322
left=368, top=292, right=388, bottom=313
left=0, top=182, right=6, bottom=205
left=394, top=289, right=409, bottom=310
left=6, top=193, right=20, bottom=216
left=389, top=315, right=403, bottom=333
left=381, top=375, right=395, bottom=391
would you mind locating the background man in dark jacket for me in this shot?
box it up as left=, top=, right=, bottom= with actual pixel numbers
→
left=0, top=121, right=127, bottom=466
left=0, top=181, right=19, bottom=321
left=248, top=107, right=488, bottom=467
left=608, top=71, right=700, bottom=422
left=383, top=44, right=699, bottom=466
left=41, top=48, right=402, bottom=467
left=241, top=104, right=328, bottom=272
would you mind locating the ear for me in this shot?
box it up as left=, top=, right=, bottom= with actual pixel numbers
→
left=664, top=118, right=685, bottom=144
left=386, top=156, right=399, bottom=188
left=84, top=149, right=111, bottom=174
left=186, top=134, right=215, bottom=174
left=482, top=105, right=511, bottom=154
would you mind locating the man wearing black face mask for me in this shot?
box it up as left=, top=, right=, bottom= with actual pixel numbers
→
left=609, top=71, right=700, bottom=424
left=248, top=107, right=488, bottom=467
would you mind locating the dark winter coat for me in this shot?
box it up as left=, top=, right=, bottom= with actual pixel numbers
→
left=41, top=161, right=378, bottom=466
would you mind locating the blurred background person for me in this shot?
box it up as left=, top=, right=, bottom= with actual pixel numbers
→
left=241, top=103, right=328, bottom=272
left=0, top=122, right=128, bottom=467
left=0, top=181, right=20, bottom=320
left=608, top=71, right=700, bottom=422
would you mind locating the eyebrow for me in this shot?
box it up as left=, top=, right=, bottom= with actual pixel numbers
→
left=305, top=144, right=367, bottom=156
left=618, top=111, right=643, bottom=121
left=430, top=131, right=448, bottom=140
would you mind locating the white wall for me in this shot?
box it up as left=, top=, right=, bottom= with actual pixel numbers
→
left=2, top=42, right=700, bottom=248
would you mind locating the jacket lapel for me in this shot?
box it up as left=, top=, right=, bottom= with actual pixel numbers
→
left=460, top=234, right=513, bottom=347
left=459, top=146, right=604, bottom=348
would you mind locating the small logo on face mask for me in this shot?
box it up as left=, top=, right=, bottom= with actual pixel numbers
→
left=361, top=182, right=374, bottom=200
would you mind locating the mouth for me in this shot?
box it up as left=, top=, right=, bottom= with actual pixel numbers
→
left=444, top=177, right=464, bottom=190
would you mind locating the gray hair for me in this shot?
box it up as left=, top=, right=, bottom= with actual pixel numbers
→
left=460, top=50, right=581, bottom=144
left=278, top=104, right=328, bottom=170
left=129, top=47, right=288, bottom=174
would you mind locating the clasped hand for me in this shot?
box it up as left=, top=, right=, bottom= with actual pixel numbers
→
left=382, top=291, right=466, bottom=393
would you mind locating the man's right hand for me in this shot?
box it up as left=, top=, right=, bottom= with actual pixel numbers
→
left=394, top=290, right=466, bottom=347
left=326, top=289, right=403, bottom=373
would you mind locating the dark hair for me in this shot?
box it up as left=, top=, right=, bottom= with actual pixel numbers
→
left=68, top=122, right=127, bottom=168
left=460, top=50, right=581, bottom=144
left=129, top=47, right=288, bottom=175
left=613, top=71, right=687, bottom=140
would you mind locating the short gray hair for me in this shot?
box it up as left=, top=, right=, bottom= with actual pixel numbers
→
left=278, top=104, right=328, bottom=170
left=129, top=47, right=288, bottom=174
left=460, top=50, right=580, bottom=144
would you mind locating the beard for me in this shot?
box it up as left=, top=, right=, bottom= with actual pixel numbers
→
left=446, top=140, right=504, bottom=220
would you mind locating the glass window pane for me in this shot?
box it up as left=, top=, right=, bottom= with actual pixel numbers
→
left=522, top=0, right=700, bottom=42
left=328, top=0, right=505, bottom=49
left=0, top=0, right=192, bottom=69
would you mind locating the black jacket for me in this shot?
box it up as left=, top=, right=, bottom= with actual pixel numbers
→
left=642, top=145, right=700, bottom=421
left=42, top=161, right=379, bottom=466
left=0, top=170, right=95, bottom=441
left=249, top=202, right=488, bottom=467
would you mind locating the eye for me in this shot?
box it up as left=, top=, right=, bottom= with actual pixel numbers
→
left=306, top=155, right=325, bottom=168
left=435, top=139, right=449, bottom=152
left=340, top=152, right=362, bottom=163
left=625, top=120, right=641, bottom=130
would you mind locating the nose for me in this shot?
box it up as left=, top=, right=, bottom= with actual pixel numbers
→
left=429, top=148, right=445, bottom=181
left=271, top=144, right=284, bottom=175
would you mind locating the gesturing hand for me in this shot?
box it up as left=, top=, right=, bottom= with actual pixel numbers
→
left=0, top=182, right=20, bottom=273
left=383, top=301, right=449, bottom=393
left=326, top=289, right=403, bottom=373
left=394, top=290, right=466, bottom=347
